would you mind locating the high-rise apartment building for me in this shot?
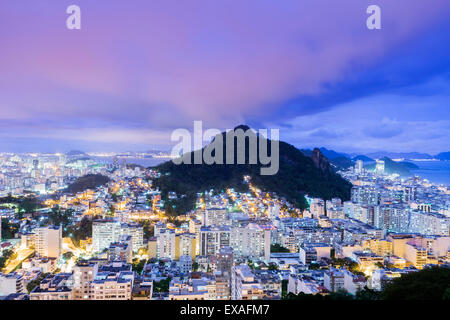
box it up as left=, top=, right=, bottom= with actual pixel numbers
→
left=230, top=223, right=271, bottom=261
left=200, top=226, right=231, bottom=256
left=35, top=225, right=62, bottom=258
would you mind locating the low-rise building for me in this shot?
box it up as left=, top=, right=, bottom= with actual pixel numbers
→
left=30, top=273, right=73, bottom=300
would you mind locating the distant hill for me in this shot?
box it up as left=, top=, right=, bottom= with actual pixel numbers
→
left=365, top=157, right=413, bottom=176
left=66, top=150, right=87, bottom=156
left=67, top=157, right=91, bottom=164
left=398, top=161, right=420, bottom=170
left=300, top=148, right=350, bottom=160
left=66, top=174, right=110, bottom=194
left=318, top=147, right=350, bottom=159
left=352, top=155, right=375, bottom=162
left=365, top=151, right=433, bottom=160
left=435, top=151, right=450, bottom=160
left=153, top=125, right=352, bottom=214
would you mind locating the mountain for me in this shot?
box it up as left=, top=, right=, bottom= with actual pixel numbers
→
left=435, top=152, right=450, bottom=160
left=365, top=151, right=433, bottom=160
left=153, top=125, right=352, bottom=214
left=352, top=155, right=375, bottom=162
left=365, top=157, right=413, bottom=176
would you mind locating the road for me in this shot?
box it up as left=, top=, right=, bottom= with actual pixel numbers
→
left=3, top=247, right=34, bottom=274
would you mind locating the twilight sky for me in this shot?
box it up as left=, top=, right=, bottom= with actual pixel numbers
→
left=0, top=0, right=449, bottom=154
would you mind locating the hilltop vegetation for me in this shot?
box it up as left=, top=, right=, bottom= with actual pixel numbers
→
left=66, top=174, right=110, bottom=194
left=382, top=266, right=450, bottom=300
left=435, top=151, right=450, bottom=160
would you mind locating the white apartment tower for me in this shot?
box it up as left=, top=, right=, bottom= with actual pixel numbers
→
left=92, top=219, right=121, bottom=253
left=230, top=223, right=271, bottom=262
left=35, top=225, right=62, bottom=258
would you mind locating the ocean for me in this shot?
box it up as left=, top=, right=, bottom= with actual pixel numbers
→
left=409, top=161, right=450, bottom=186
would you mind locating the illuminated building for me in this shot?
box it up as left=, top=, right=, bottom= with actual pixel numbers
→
left=362, top=239, right=393, bottom=256
left=0, top=273, right=25, bottom=296
left=73, top=261, right=98, bottom=300
left=202, top=207, right=228, bottom=226
left=343, top=270, right=366, bottom=295
left=355, top=160, right=364, bottom=174
left=120, top=223, right=144, bottom=252
left=30, top=273, right=73, bottom=300
left=200, top=226, right=231, bottom=256
left=179, top=255, right=192, bottom=275
left=35, top=225, right=62, bottom=259
left=92, top=219, right=121, bottom=254
left=107, top=235, right=133, bottom=263
left=405, top=243, right=428, bottom=269
left=147, top=237, right=157, bottom=259
left=216, top=246, right=234, bottom=275
left=90, top=262, right=134, bottom=300
left=231, top=265, right=264, bottom=300
left=375, top=160, right=385, bottom=174
left=230, top=223, right=271, bottom=262
left=324, top=268, right=345, bottom=292
left=175, top=233, right=196, bottom=260
left=156, top=228, right=176, bottom=259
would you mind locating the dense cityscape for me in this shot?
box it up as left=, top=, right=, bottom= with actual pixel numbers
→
left=0, top=151, right=448, bottom=300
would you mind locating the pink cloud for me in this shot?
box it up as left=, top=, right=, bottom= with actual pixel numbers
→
left=0, top=0, right=449, bottom=132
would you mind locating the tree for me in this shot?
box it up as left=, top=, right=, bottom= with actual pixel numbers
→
left=0, top=249, right=14, bottom=269
left=443, top=287, right=450, bottom=300
left=330, top=248, right=336, bottom=259
left=270, top=244, right=290, bottom=253
left=1, top=219, right=20, bottom=240
left=68, top=215, right=94, bottom=247
left=268, top=263, right=279, bottom=271
left=309, top=263, right=320, bottom=270
left=142, top=220, right=154, bottom=240
left=281, top=279, right=289, bottom=299
left=49, top=207, right=73, bottom=231
left=132, top=258, right=147, bottom=274
left=108, top=205, right=115, bottom=217
left=26, top=273, right=49, bottom=293
left=153, top=277, right=171, bottom=293
left=355, top=286, right=381, bottom=300
left=62, top=252, right=74, bottom=260
left=17, top=196, right=41, bottom=215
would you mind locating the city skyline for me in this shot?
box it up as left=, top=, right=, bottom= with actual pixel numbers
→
left=1, top=0, right=450, bottom=153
